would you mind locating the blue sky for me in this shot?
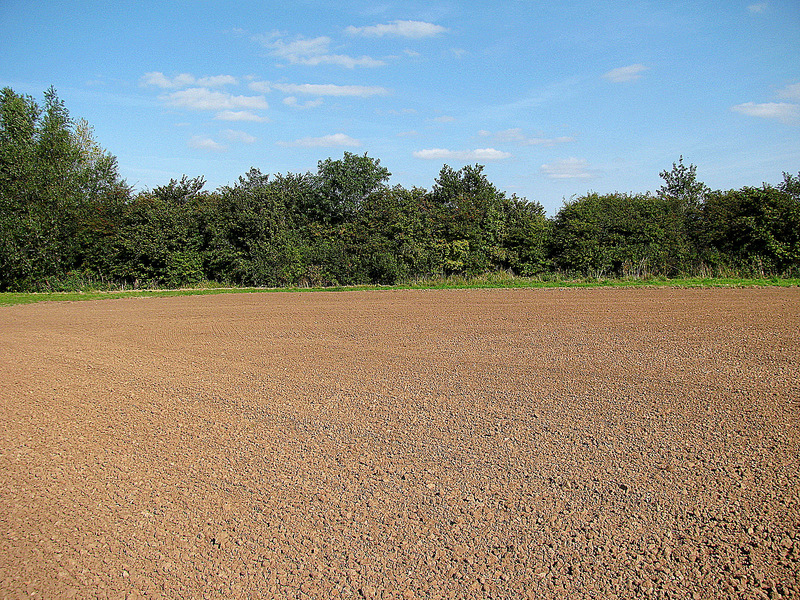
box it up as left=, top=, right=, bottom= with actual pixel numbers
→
left=2, top=0, right=798, bottom=214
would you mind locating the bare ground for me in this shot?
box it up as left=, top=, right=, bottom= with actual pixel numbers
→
left=0, top=287, right=798, bottom=600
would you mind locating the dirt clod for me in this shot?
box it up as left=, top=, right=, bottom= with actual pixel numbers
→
left=1, top=287, right=798, bottom=599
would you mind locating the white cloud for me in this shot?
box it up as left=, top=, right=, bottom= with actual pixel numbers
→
left=267, top=35, right=330, bottom=57
left=346, top=20, right=448, bottom=38
left=283, top=96, right=324, bottom=109
left=731, top=102, right=799, bottom=124
left=141, top=72, right=236, bottom=88
left=431, top=115, right=456, bottom=123
left=196, top=75, right=238, bottom=87
left=413, top=148, right=512, bottom=161
left=472, top=148, right=512, bottom=160
left=270, top=82, right=389, bottom=97
left=214, top=110, right=269, bottom=122
left=413, top=149, right=452, bottom=159
left=264, top=35, right=385, bottom=68
left=221, top=129, right=257, bottom=144
left=496, top=128, right=528, bottom=143
left=161, top=88, right=268, bottom=111
left=487, top=128, right=574, bottom=146
left=385, top=108, right=417, bottom=116
left=248, top=81, right=271, bottom=93
left=397, top=130, right=419, bottom=137
left=748, top=2, right=768, bottom=12
left=540, top=157, right=595, bottom=179
left=777, top=82, right=800, bottom=100
left=531, top=136, right=574, bottom=146
left=277, top=133, right=361, bottom=148
left=141, top=72, right=194, bottom=88
left=189, top=136, right=226, bottom=152
left=602, top=64, right=648, bottom=83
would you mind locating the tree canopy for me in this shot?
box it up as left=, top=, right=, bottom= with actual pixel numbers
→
left=1, top=87, right=798, bottom=291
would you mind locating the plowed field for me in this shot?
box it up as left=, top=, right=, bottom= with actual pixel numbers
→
left=1, top=287, right=798, bottom=599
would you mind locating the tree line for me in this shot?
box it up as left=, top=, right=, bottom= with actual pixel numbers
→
left=1, top=87, right=798, bottom=292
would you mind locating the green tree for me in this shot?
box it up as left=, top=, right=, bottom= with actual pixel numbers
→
left=0, top=88, right=40, bottom=290
left=350, top=185, right=433, bottom=284
left=779, top=171, right=800, bottom=198
left=430, top=164, right=509, bottom=274
left=503, top=196, right=551, bottom=275
left=427, top=164, right=550, bottom=275
left=313, top=152, right=390, bottom=224
left=0, top=87, right=129, bottom=290
left=658, top=156, right=710, bottom=210
left=0, top=88, right=39, bottom=200
left=658, top=157, right=711, bottom=270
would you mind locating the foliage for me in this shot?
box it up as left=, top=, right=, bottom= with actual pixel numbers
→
left=696, top=182, right=800, bottom=276
left=551, top=192, right=683, bottom=277
left=109, top=176, right=206, bottom=288
left=0, top=86, right=797, bottom=290
left=430, top=164, right=549, bottom=275
left=312, top=152, right=390, bottom=224
left=0, top=87, right=129, bottom=291
left=658, top=155, right=710, bottom=210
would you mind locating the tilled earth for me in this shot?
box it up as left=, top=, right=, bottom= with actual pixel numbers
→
left=0, top=287, right=798, bottom=600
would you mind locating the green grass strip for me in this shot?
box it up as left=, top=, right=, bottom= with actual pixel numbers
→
left=1, top=276, right=798, bottom=307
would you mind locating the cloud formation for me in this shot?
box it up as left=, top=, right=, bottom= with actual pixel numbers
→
left=602, top=64, right=648, bottom=82
left=731, top=102, right=798, bottom=123
left=481, top=128, right=574, bottom=146
left=777, top=82, right=800, bottom=100
left=221, top=129, right=256, bottom=144
left=283, top=96, right=324, bottom=109
left=161, top=88, right=268, bottom=111
left=346, top=20, right=448, bottom=38
left=213, top=110, right=268, bottom=122
left=269, top=83, right=389, bottom=97
left=385, top=108, right=417, bottom=116
left=189, top=136, right=226, bottom=152
left=141, top=72, right=237, bottom=88
left=277, top=133, right=361, bottom=148
left=264, top=35, right=384, bottom=68
left=413, top=148, right=512, bottom=161
left=747, top=2, right=768, bottom=13
left=540, top=157, right=594, bottom=179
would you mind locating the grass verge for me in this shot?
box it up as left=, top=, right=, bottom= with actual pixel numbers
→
left=1, top=275, right=798, bottom=307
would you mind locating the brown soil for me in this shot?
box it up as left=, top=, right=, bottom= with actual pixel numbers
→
left=1, top=287, right=798, bottom=600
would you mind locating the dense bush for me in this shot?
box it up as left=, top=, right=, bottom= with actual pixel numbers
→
left=695, top=177, right=800, bottom=276
left=109, top=176, right=206, bottom=288
left=550, top=192, right=689, bottom=278
left=550, top=163, right=800, bottom=279
left=1, top=88, right=798, bottom=291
